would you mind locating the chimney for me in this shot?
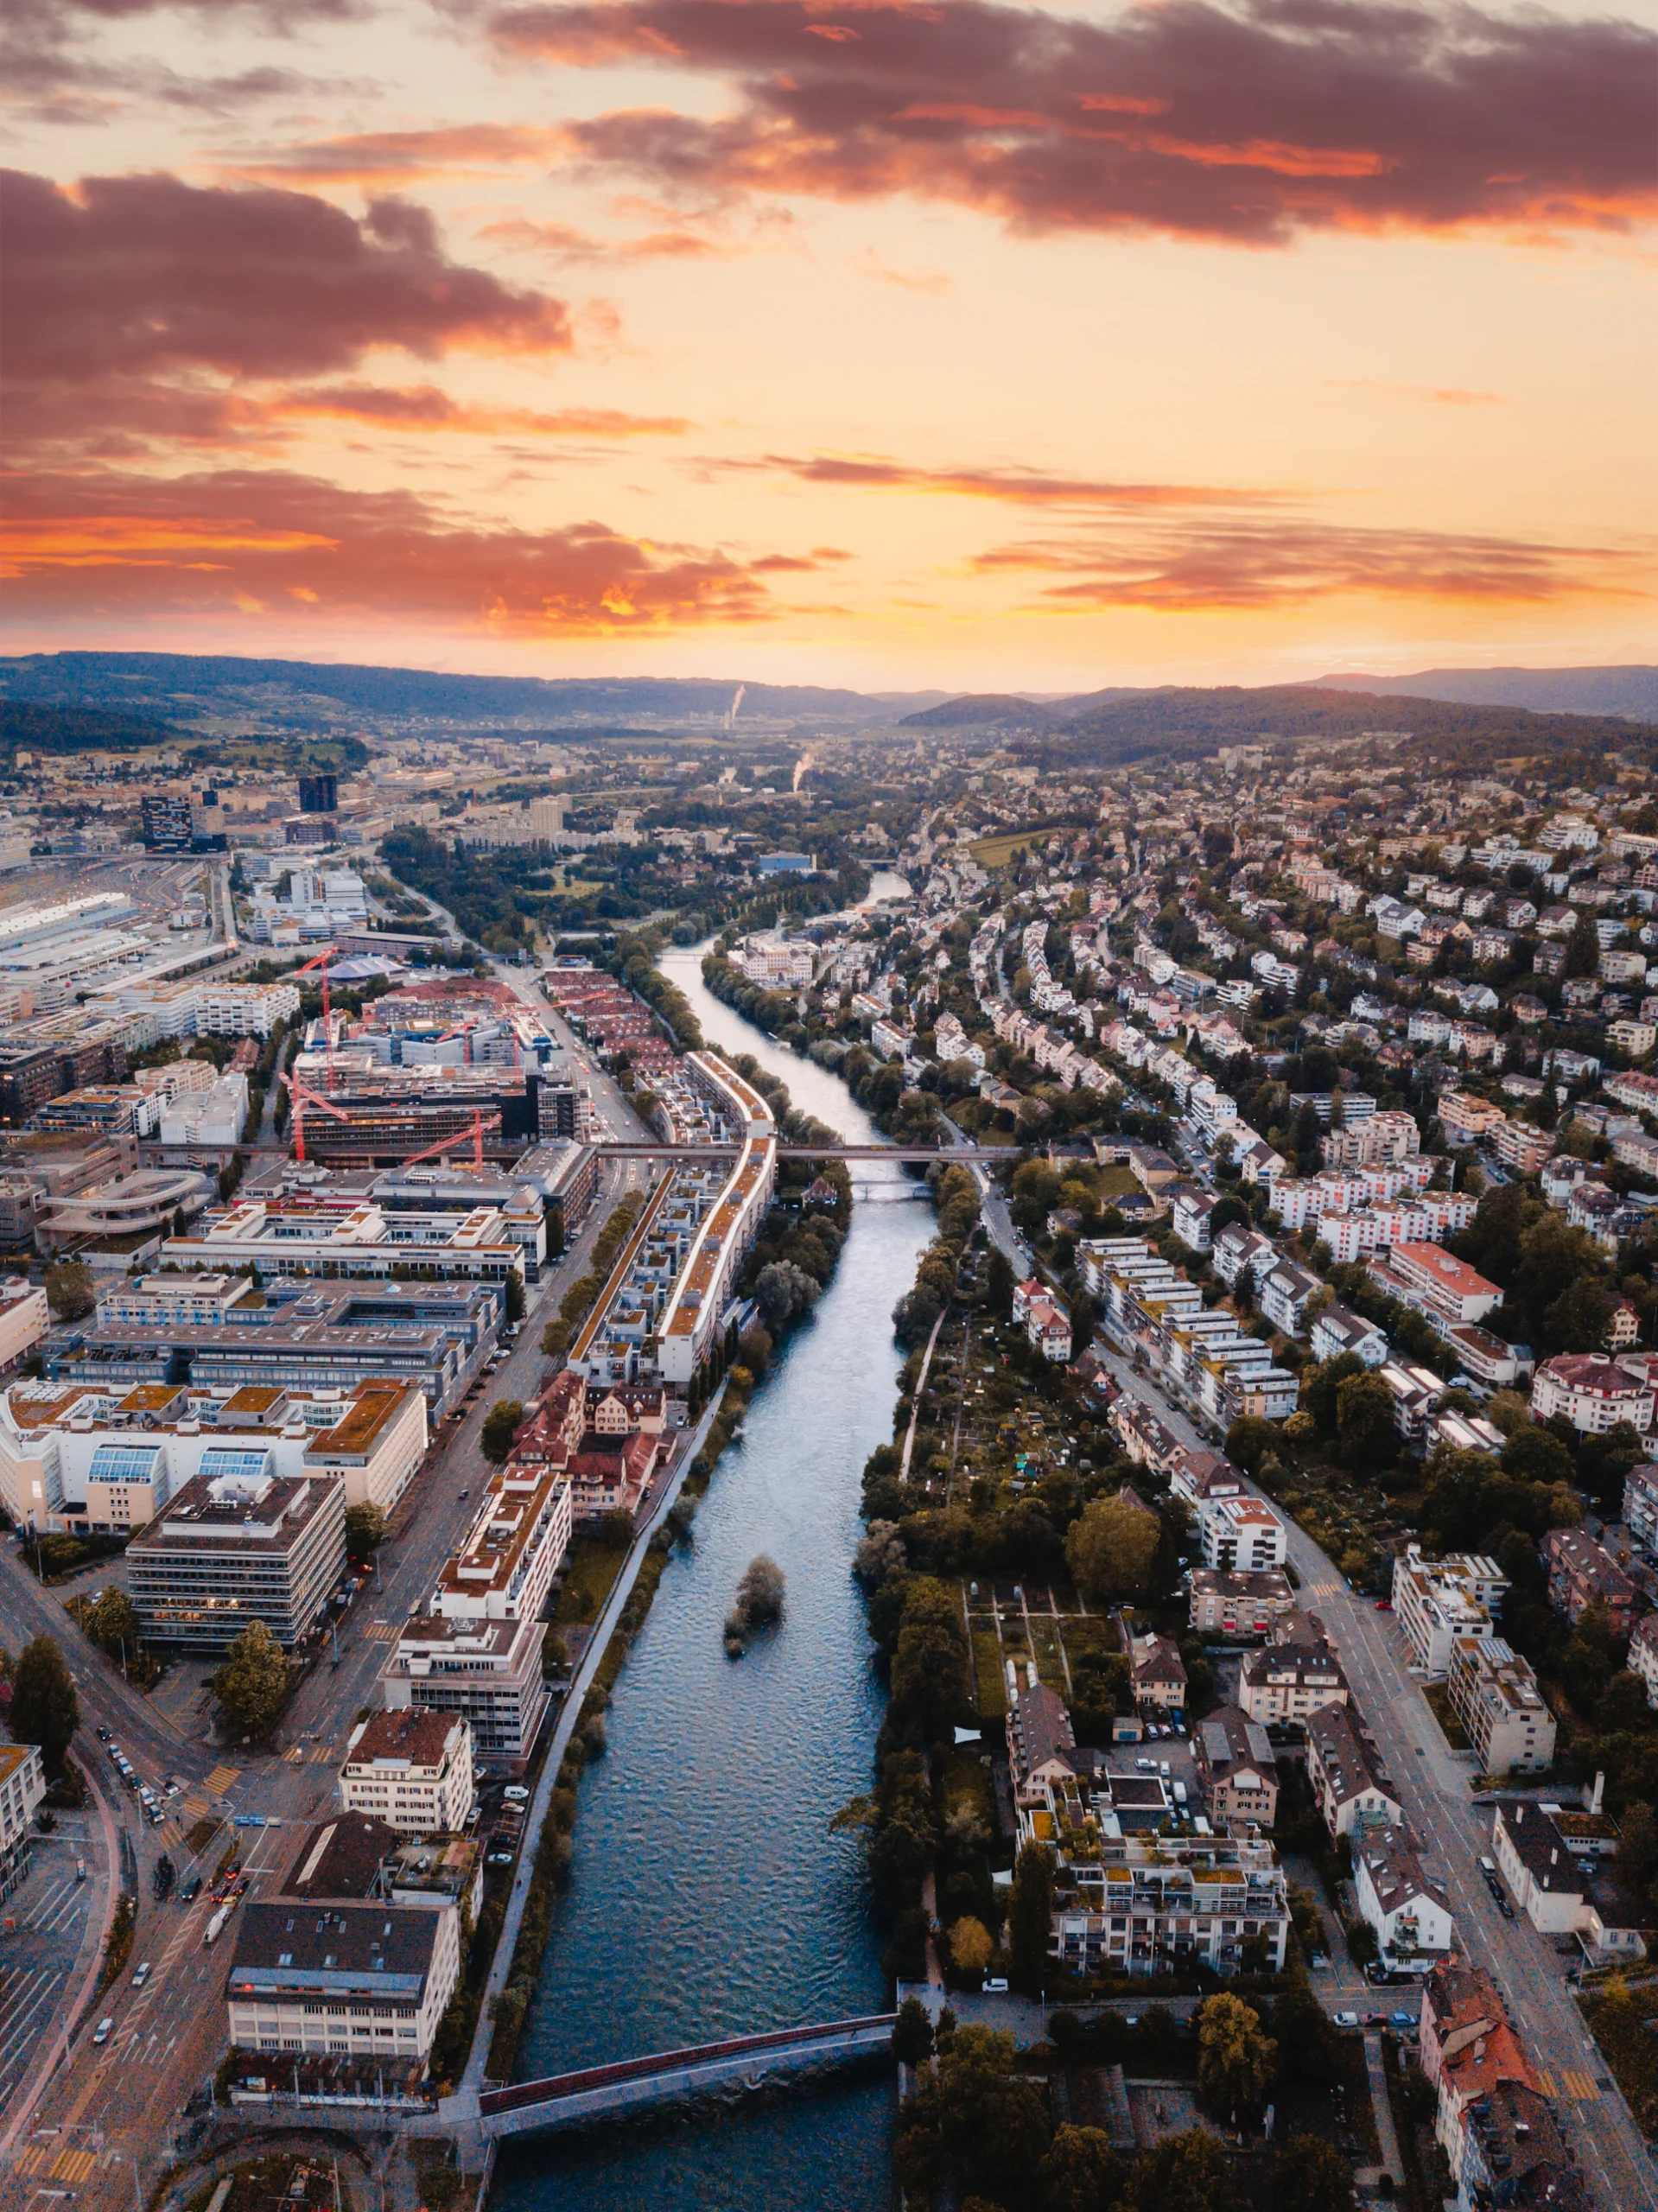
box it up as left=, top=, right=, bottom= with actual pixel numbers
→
left=1588, top=1770, right=1605, bottom=1816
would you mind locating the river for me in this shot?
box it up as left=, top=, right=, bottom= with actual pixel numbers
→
left=492, top=917, right=924, bottom=2211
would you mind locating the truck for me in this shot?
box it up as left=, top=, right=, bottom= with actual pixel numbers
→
left=204, top=1906, right=231, bottom=1948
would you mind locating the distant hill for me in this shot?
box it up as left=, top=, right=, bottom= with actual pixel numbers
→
left=1314, top=665, right=1658, bottom=720
left=1024, top=683, right=1658, bottom=773
left=900, top=693, right=1060, bottom=728
left=0, top=652, right=944, bottom=733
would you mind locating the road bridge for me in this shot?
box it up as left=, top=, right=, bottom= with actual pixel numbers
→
left=470, top=2015, right=898, bottom=2139
left=588, top=1141, right=1012, bottom=1163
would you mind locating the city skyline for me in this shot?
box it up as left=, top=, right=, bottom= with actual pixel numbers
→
left=4, top=0, right=1655, bottom=686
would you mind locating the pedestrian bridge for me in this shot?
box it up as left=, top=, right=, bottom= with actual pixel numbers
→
left=474, top=2015, right=898, bottom=2138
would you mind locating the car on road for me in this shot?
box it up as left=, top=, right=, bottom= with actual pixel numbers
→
left=92, top=2017, right=115, bottom=2044
left=1375, top=1599, right=1393, bottom=1611
left=132, top=1962, right=150, bottom=1987
left=179, top=1877, right=203, bottom=1903
left=97, top=1725, right=111, bottom=1742
left=1497, top=1895, right=1516, bottom=1918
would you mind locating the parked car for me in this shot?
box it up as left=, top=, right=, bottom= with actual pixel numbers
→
left=503, top=1784, right=530, bottom=1802
left=1497, top=1896, right=1516, bottom=1918
left=1333, top=2012, right=1359, bottom=2028
left=1375, top=1599, right=1393, bottom=1611
left=132, top=1962, right=151, bottom=1987
left=486, top=1851, right=515, bottom=1866
left=1390, top=2011, right=1417, bottom=2030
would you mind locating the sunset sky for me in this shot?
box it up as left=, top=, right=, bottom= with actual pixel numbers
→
left=4, top=0, right=1655, bottom=690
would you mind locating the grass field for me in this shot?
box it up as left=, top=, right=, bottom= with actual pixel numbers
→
left=971, top=1627, right=1009, bottom=1718
left=554, top=1536, right=629, bottom=1626
left=1421, top=1681, right=1471, bottom=1752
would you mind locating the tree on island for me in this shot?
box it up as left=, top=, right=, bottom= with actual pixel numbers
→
left=724, top=1554, right=785, bottom=1655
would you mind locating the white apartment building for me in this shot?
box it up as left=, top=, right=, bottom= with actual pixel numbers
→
left=225, top=1898, right=461, bottom=2068
left=0, top=1743, right=47, bottom=1901
left=157, top=1072, right=249, bottom=1147
left=1239, top=1638, right=1350, bottom=1727
left=380, top=1613, right=549, bottom=1768
left=1355, top=1827, right=1455, bottom=1969
left=1392, top=1546, right=1509, bottom=1674
left=339, top=1710, right=474, bottom=1834
left=1530, top=1354, right=1655, bottom=1435
left=1305, top=1700, right=1402, bottom=1838
left=1198, top=1493, right=1287, bottom=1573
left=432, top=1462, right=572, bottom=1625
left=1447, top=1635, right=1557, bottom=1775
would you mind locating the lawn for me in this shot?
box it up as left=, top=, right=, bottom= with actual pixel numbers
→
left=553, top=1535, right=629, bottom=1626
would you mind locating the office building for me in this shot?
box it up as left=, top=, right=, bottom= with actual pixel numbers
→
left=225, top=1898, right=461, bottom=2069
left=0, top=1744, right=47, bottom=1901
left=125, top=1465, right=346, bottom=1649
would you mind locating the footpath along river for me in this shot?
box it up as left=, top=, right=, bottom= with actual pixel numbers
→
left=492, top=929, right=927, bottom=2209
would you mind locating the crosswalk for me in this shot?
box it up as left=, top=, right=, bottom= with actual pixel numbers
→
left=360, top=1618, right=398, bottom=1643
left=204, top=1764, right=240, bottom=1796
left=14, top=2144, right=97, bottom=2181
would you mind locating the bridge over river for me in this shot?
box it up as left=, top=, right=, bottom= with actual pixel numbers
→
left=447, top=2015, right=898, bottom=2140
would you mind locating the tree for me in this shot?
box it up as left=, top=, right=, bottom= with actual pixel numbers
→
left=756, top=1260, right=822, bottom=1329
left=504, top=1268, right=524, bottom=1325
left=44, top=1261, right=95, bottom=1323
left=86, top=1588, right=140, bottom=1660
left=1271, top=2135, right=1357, bottom=2212
left=9, top=1634, right=79, bottom=1777
left=1195, top=1992, right=1276, bottom=2120
left=1124, top=2130, right=1240, bottom=2212
left=1335, top=1370, right=1397, bottom=1471
left=985, top=1247, right=1014, bottom=1319
left=1039, top=2125, right=1125, bottom=2212
left=1223, top=1414, right=1277, bottom=1475
left=209, top=1622, right=292, bottom=1741
left=480, top=1398, right=524, bottom=1465
left=949, top=1916, right=994, bottom=1978
left=934, top=2025, right=1053, bottom=2203
left=890, top=1580, right=970, bottom=1735
left=1065, top=1492, right=1160, bottom=1604
left=344, top=1503, right=386, bottom=1563
left=1007, top=1843, right=1055, bottom=1994
left=892, top=1995, right=935, bottom=2067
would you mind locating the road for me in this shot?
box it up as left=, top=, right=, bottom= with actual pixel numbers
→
left=1095, top=1342, right=1658, bottom=2211
left=1, top=1150, right=648, bottom=2212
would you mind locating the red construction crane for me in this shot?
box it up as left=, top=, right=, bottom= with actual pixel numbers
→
left=293, top=944, right=340, bottom=1075
left=396, top=1109, right=501, bottom=1176
left=280, top=1069, right=352, bottom=1164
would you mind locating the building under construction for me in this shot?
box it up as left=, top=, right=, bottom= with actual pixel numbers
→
left=285, top=1067, right=544, bottom=1167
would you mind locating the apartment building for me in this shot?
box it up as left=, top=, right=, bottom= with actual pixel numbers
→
left=1239, top=1634, right=1350, bottom=1728
left=1543, top=1526, right=1636, bottom=1632
left=339, top=1711, right=474, bottom=1836
left=225, top=1898, right=461, bottom=2069
left=432, top=1462, right=573, bottom=1626
left=1045, top=1827, right=1291, bottom=1979
left=1446, top=1635, right=1556, bottom=1776
left=1353, top=1826, right=1454, bottom=1969
left=1490, top=1799, right=1639, bottom=1961
left=1392, top=1546, right=1509, bottom=1673
left=1530, top=1353, right=1655, bottom=1434
left=126, top=1466, right=346, bottom=1650
left=1308, top=1300, right=1388, bottom=1368
left=1193, top=1705, right=1279, bottom=1827
left=379, top=1613, right=549, bottom=1769
left=0, top=1279, right=48, bottom=1377
left=1305, top=1700, right=1402, bottom=1837
left=1197, top=1493, right=1286, bottom=1573
left=0, top=1743, right=46, bottom=1901
left=1627, top=1462, right=1658, bottom=1554
left=1375, top=1243, right=1502, bottom=1329
left=1187, top=1566, right=1296, bottom=1637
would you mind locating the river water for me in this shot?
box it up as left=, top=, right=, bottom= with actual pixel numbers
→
left=493, top=920, right=924, bottom=2211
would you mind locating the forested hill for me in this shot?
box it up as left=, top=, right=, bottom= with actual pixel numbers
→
left=0, top=652, right=946, bottom=732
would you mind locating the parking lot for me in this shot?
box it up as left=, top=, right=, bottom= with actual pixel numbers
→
left=0, top=1827, right=96, bottom=2117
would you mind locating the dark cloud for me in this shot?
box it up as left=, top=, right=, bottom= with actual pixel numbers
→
left=970, top=518, right=1648, bottom=608
left=2, top=168, right=572, bottom=458
left=492, top=0, right=1657, bottom=242
left=3, top=467, right=779, bottom=632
